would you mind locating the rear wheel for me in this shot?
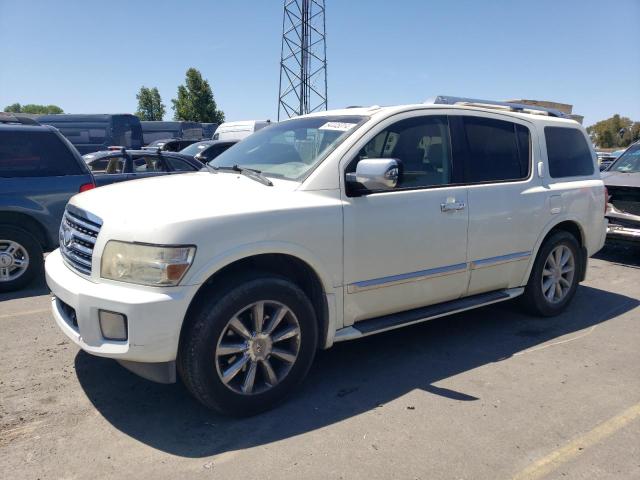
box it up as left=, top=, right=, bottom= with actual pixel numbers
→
left=0, top=226, right=43, bottom=292
left=522, top=231, right=581, bottom=317
left=178, top=274, right=318, bottom=416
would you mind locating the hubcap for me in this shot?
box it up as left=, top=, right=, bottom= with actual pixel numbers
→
left=0, top=240, right=29, bottom=282
left=214, top=301, right=301, bottom=395
left=541, top=245, right=575, bottom=304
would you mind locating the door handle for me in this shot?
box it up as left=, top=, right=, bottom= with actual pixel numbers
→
left=440, top=201, right=466, bottom=212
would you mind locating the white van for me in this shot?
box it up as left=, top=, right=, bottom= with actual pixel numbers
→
left=212, top=120, right=272, bottom=141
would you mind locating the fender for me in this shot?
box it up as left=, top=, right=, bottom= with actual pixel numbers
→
left=183, top=240, right=338, bottom=293
left=521, top=214, right=586, bottom=284
left=182, top=240, right=342, bottom=349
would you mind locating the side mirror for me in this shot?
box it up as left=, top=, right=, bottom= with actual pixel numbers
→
left=346, top=158, right=400, bottom=191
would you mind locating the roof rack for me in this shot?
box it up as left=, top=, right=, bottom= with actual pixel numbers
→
left=0, top=112, right=41, bottom=125
left=425, top=95, right=568, bottom=118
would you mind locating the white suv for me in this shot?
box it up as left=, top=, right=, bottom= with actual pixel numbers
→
left=46, top=97, right=607, bottom=415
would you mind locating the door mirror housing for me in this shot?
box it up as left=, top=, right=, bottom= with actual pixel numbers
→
left=346, top=158, right=400, bottom=192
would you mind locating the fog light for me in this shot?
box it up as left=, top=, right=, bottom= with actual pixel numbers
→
left=99, top=310, right=128, bottom=341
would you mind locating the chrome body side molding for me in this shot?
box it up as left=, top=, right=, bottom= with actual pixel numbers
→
left=470, top=251, right=531, bottom=269
left=346, top=262, right=468, bottom=294
left=347, top=252, right=531, bottom=293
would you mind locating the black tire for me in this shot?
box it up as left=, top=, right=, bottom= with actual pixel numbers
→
left=521, top=231, right=582, bottom=317
left=0, top=225, right=43, bottom=293
left=178, top=273, right=318, bottom=416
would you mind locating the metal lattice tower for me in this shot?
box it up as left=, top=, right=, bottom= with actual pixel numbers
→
left=277, top=0, right=327, bottom=120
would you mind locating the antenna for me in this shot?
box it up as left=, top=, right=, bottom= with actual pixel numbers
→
left=278, top=0, right=328, bottom=120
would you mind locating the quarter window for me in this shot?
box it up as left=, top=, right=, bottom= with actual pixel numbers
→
left=461, top=116, right=530, bottom=183
left=0, top=130, right=82, bottom=177
left=352, top=115, right=453, bottom=188
left=544, top=127, right=594, bottom=178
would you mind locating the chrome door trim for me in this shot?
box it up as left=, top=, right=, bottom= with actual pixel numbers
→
left=347, top=262, right=468, bottom=294
left=470, top=251, right=531, bottom=270
left=347, top=251, right=532, bottom=294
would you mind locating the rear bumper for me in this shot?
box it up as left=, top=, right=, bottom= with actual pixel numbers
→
left=45, top=249, right=196, bottom=380
left=606, top=224, right=640, bottom=245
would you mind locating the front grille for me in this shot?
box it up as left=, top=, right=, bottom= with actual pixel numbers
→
left=59, top=206, right=102, bottom=276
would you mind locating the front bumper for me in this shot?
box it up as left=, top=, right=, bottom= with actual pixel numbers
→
left=45, top=249, right=195, bottom=373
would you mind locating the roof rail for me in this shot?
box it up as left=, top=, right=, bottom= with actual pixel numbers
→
left=0, top=112, right=41, bottom=125
left=425, top=95, right=568, bottom=118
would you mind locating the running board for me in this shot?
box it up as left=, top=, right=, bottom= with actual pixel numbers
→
left=333, top=288, right=524, bottom=342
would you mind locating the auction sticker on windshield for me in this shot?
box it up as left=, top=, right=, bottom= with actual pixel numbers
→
left=319, top=122, right=358, bottom=131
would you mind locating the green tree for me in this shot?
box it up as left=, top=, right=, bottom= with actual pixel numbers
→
left=4, top=103, right=22, bottom=113
left=4, top=103, right=63, bottom=114
left=587, top=114, right=640, bottom=148
left=135, top=86, right=165, bottom=121
left=171, top=68, right=224, bottom=123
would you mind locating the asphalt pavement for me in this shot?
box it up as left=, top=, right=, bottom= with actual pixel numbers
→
left=1, top=245, right=639, bottom=479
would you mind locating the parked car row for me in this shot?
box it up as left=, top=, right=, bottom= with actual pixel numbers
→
left=13, top=114, right=272, bottom=156
left=83, top=148, right=203, bottom=187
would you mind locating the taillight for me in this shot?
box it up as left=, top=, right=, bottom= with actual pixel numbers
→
left=79, top=182, right=95, bottom=193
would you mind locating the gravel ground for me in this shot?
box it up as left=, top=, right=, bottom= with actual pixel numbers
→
left=1, top=245, right=639, bottom=479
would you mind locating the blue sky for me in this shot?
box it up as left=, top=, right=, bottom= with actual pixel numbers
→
left=1, top=0, right=638, bottom=126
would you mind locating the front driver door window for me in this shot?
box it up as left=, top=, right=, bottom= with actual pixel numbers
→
left=342, top=114, right=470, bottom=325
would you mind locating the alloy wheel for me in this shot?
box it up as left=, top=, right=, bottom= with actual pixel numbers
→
left=0, top=240, right=30, bottom=282
left=541, top=244, right=575, bottom=304
left=214, top=300, right=301, bottom=395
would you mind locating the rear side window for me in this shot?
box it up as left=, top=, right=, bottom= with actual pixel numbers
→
left=461, top=117, right=530, bottom=183
left=0, top=130, right=82, bottom=177
left=545, top=127, right=594, bottom=178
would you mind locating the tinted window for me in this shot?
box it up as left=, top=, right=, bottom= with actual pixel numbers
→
left=203, top=143, right=233, bottom=161
left=133, top=155, right=168, bottom=173
left=166, top=157, right=197, bottom=172
left=545, top=127, right=594, bottom=178
left=462, top=117, right=530, bottom=182
left=351, top=115, right=453, bottom=188
left=87, top=155, right=124, bottom=174
left=0, top=130, right=82, bottom=177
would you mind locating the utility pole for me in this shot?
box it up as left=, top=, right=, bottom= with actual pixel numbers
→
left=277, top=0, right=327, bottom=120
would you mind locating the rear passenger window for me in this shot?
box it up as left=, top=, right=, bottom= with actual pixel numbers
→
left=0, top=130, right=82, bottom=177
left=462, top=117, right=530, bottom=183
left=545, top=127, right=594, bottom=178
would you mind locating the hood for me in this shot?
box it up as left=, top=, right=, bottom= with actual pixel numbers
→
left=70, top=172, right=300, bottom=227
left=601, top=171, right=640, bottom=189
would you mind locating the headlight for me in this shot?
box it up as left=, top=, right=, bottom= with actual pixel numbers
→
left=101, top=241, right=195, bottom=286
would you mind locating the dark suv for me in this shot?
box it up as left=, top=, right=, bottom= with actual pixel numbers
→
left=0, top=116, right=95, bottom=292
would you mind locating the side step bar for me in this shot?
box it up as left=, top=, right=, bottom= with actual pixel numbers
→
left=333, top=288, right=524, bottom=342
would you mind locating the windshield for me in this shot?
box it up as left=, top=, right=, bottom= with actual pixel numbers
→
left=609, top=144, right=640, bottom=173
left=208, top=115, right=367, bottom=181
left=181, top=141, right=210, bottom=156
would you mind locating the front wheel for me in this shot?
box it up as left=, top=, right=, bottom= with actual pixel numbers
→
left=178, top=275, right=318, bottom=416
left=522, top=231, right=582, bottom=317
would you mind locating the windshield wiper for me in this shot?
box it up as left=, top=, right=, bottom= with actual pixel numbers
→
left=212, top=164, right=273, bottom=186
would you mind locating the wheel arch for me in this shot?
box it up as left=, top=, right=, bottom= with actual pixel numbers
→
left=524, top=218, right=588, bottom=284
left=181, top=253, right=333, bottom=351
left=0, top=211, right=51, bottom=249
